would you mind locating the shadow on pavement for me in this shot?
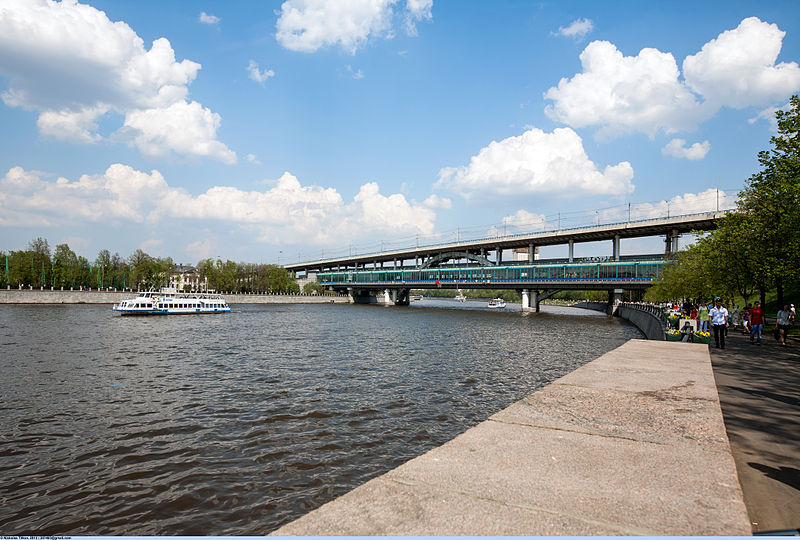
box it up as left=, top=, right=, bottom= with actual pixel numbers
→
left=709, top=331, right=800, bottom=532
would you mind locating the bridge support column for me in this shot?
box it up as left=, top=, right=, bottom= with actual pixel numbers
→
left=568, top=240, right=574, bottom=262
left=665, top=229, right=679, bottom=255
left=608, top=288, right=624, bottom=315
left=528, top=244, right=534, bottom=263
left=383, top=288, right=410, bottom=306
left=496, top=247, right=502, bottom=265
left=613, top=235, right=620, bottom=261
left=521, top=289, right=531, bottom=311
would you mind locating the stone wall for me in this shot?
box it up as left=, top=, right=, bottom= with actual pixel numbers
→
left=573, top=301, right=666, bottom=340
left=0, top=289, right=351, bottom=305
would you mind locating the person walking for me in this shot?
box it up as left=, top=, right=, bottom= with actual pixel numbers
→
left=777, top=304, right=792, bottom=346
left=698, top=302, right=710, bottom=332
left=749, top=301, right=765, bottom=345
left=742, top=304, right=752, bottom=334
left=709, top=297, right=730, bottom=349
left=731, top=304, right=741, bottom=330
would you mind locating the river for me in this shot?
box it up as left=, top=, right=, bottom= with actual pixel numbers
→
left=0, top=300, right=641, bottom=535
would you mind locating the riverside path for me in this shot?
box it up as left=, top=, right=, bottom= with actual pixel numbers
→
left=709, top=330, right=800, bottom=533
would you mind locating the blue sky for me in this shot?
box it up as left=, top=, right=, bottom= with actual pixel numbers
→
left=1, top=0, right=799, bottom=265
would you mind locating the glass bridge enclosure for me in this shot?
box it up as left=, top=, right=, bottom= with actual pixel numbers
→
left=318, top=259, right=667, bottom=288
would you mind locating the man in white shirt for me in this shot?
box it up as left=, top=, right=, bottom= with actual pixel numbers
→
left=709, top=297, right=729, bottom=349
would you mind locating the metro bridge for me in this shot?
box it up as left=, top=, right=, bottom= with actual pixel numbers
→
left=285, top=211, right=727, bottom=311
left=317, top=257, right=666, bottom=311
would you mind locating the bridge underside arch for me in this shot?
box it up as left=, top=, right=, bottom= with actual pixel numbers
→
left=419, top=251, right=494, bottom=269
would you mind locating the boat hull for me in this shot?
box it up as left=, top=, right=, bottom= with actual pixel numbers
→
left=112, top=307, right=230, bottom=316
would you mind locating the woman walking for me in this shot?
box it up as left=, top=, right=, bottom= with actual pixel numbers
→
left=777, top=305, right=792, bottom=346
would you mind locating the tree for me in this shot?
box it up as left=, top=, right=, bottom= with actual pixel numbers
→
left=646, top=95, right=800, bottom=307
left=53, top=243, right=78, bottom=288
left=27, top=237, right=51, bottom=287
left=734, top=94, right=800, bottom=307
left=94, top=249, right=111, bottom=289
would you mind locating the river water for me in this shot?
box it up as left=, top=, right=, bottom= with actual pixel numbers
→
left=0, top=300, right=641, bottom=535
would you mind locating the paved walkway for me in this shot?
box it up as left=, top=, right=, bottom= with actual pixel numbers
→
left=709, top=330, right=800, bottom=533
left=271, top=340, right=750, bottom=536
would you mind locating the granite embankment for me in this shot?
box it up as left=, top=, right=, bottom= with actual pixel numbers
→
left=574, top=301, right=667, bottom=340
left=272, top=339, right=750, bottom=536
left=0, top=289, right=350, bottom=304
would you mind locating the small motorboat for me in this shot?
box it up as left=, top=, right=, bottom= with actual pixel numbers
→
left=487, top=298, right=506, bottom=309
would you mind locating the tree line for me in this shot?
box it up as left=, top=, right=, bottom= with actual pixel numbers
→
left=1, top=242, right=300, bottom=294
left=646, top=95, right=800, bottom=309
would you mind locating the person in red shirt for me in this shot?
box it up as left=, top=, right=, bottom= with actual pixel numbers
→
left=749, top=301, right=765, bottom=345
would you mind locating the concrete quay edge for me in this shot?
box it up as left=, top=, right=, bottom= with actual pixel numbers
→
left=0, top=289, right=350, bottom=305
left=271, top=339, right=751, bottom=536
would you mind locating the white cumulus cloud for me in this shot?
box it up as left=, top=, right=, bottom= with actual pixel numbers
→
left=198, top=12, right=220, bottom=25
left=120, top=101, right=237, bottom=164
left=683, top=17, right=800, bottom=109
left=421, top=194, right=451, bottom=209
left=598, top=188, right=737, bottom=223
left=247, top=60, right=275, bottom=84
left=0, top=0, right=235, bottom=163
left=502, top=209, right=547, bottom=230
left=404, top=0, right=432, bottom=36
left=544, top=41, right=706, bottom=138
left=276, top=0, right=433, bottom=54
left=661, top=139, right=710, bottom=161
left=552, top=18, right=593, bottom=39
left=436, top=127, right=634, bottom=199
left=544, top=17, right=800, bottom=138
left=0, top=165, right=437, bottom=245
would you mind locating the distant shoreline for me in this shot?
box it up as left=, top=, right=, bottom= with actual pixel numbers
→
left=0, top=289, right=350, bottom=305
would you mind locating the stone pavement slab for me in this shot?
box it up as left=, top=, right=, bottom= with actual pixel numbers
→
left=271, top=339, right=751, bottom=536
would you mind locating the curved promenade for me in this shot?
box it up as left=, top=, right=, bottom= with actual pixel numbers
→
left=271, top=339, right=750, bottom=535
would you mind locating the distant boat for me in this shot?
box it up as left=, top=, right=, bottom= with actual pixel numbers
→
left=410, top=294, right=423, bottom=301
left=455, top=292, right=467, bottom=302
left=487, top=298, right=506, bottom=309
left=113, top=288, right=230, bottom=315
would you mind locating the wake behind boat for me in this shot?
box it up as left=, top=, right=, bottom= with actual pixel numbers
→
left=112, top=288, right=230, bottom=316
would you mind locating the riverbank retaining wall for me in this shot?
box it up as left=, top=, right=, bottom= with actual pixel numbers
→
left=573, top=301, right=666, bottom=340
left=0, top=289, right=351, bottom=305
left=271, top=339, right=750, bottom=536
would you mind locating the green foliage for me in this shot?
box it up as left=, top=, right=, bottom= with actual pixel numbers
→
left=646, top=95, right=800, bottom=306
left=197, top=259, right=300, bottom=293
left=303, top=281, right=325, bottom=295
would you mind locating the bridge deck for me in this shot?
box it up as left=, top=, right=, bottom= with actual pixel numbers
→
left=286, top=211, right=723, bottom=272
left=319, top=259, right=666, bottom=290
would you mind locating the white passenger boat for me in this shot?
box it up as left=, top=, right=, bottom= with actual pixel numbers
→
left=487, top=298, right=506, bottom=309
left=112, top=288, right=230, bottom=316
left=455, top=292, right=467, bottom=302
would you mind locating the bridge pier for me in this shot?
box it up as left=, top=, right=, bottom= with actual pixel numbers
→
left=349, top=288, right=409, bottom=306
left=608, top=288, right=624, bottom=315
left=664, top=229, right=679, bottom=255
left=522, top=289, right=560, bottom=312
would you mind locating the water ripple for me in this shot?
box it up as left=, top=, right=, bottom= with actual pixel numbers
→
left=0, top=302, right=640, bottom=535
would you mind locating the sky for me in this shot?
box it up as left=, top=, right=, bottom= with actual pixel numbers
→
left=1, top=0, right=799, bottom=266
